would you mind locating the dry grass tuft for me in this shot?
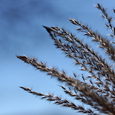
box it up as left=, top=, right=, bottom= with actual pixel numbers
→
left=17, top=3, right=115, bottom=115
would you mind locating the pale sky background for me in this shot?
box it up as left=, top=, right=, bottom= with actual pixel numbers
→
left=1, top=0, right=115, bottom=115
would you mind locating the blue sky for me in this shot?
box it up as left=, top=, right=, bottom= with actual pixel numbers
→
left=1, top=0, right=115, bottom=115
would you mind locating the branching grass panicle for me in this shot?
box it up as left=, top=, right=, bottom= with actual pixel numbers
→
left=17, top=3, right=115, bottom=115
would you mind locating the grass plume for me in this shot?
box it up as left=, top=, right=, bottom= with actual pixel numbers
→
left=17, top=3, right=115, bottom=115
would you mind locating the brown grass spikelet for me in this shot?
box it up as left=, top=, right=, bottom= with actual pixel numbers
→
left=18, top=3, right=115, bottom=115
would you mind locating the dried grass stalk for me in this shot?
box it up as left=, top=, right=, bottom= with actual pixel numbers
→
left=17, top=3, right=115, bottom=115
